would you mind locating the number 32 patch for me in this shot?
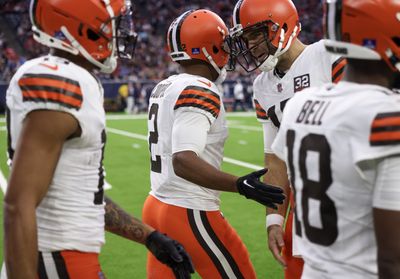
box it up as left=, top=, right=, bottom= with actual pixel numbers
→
left=294, top=74, right=310, bottom=93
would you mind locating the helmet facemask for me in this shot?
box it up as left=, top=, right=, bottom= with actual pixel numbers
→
left=115, top=3, right=137, bottom=60
left=230, top=21, right=278, bottom=72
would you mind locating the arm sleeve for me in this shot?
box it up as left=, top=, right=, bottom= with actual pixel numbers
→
left=263, top=120, right=278, bottom=154
left=172, top=110, right=210, bottom=156
left=372, top=156, right=400, bottom=211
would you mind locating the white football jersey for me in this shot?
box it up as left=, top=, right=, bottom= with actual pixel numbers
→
left=6, top=55, right=106, bottom=253
left=148, top=73, right=228, bottom=210
left=253, top=40, right=346, bottom=128
left=272, top=81, right=400, bottom=278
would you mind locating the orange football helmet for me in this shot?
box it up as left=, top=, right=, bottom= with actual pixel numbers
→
left=230, top=0, right=301, bottom=72
left=324, top=0, right=400, bottom=72
left=29, top=0, right=137, bottom=73
left=167, top=9, right=230, bottom=80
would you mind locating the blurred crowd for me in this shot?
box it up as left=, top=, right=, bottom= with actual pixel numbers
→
left=0, top=0, right=323, bottom=83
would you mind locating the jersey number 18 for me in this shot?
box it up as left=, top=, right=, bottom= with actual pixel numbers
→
left=286, top=130, right=338, bottom=246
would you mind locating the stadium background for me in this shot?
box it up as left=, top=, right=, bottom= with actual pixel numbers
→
left=0, top=0, right=322, bottom=278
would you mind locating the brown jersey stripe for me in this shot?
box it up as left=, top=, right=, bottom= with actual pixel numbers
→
left=20, top=85, right=83, bottom=101
left=179, top=89, right=221, bottom=108
left=370, top=113, right=400, bottom=145
left=21, top=73, right=80, bottom=86
left=371, top=126, right=400, bottom=133
left=370, top=131, right=400, bottom=146
left=332, top=57, right=346, bottom=83
left=184, top=85, right=220, bottom=99
left=374, top=111, right=400, bottom=120
left=370, top=139, right=400, bottom=146
left=19, top=76, right=82, bottom=97
left=175, top=98, right=219, bottom=117
left=255, top=108, right=268, bottom=119
left=51, top=252, right=70, bottom=279
left=254, top=99, right=268, bottom=120
left=22, top=90, right=82, bottom=109
left=332, top=71, right=344, bottom=84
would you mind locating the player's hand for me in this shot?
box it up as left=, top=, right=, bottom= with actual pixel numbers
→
left=267, top=225, right=287, bottom=267
left=236, top=169, right=285, bottom=209
left=145, top=230, right=195, bottom=279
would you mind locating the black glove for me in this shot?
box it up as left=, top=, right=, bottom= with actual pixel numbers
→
left=146, top=230, right=195, bottom=279
left=236, top=168, right=285, bottom=209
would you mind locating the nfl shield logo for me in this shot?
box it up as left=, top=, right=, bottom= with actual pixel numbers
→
left=277, top=83, right=283, bottom=93
left=192, top=48, right=200, bottom=55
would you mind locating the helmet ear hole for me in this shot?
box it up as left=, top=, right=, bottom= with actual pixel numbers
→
left=393, top=37, right=400, bottom=47
left=213, top=45, right=219, bottom=54
left=87, top=29, right=100, bottom=41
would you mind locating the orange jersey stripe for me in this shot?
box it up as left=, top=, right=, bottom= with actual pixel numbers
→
left=370, top=131, right=400, bottom=142
left=372, top=117, right=400, bottom=128
left=256, top=110, right=267, bottom=118
left=175, top=98, right=219, bottom=115
left=332, top=59, right=347, bottom=77
left=22, top=90, right=82, bottom=109
left=181, top=89, right=221, bottom=106
left=254, top=101, right=268, bottom=119
left=19, top=77, right=82, bottom=96
left=333, top=72, right=345, bottom=84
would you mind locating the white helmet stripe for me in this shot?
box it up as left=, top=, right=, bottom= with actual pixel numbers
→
left=327, top=0, right=337, bottom=40
left=232, top=0, right=243, bottom=26
left=170, top=10, right=192, bottom=53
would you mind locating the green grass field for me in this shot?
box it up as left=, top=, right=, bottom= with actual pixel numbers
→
left=0, top=112, right=284, bottom=278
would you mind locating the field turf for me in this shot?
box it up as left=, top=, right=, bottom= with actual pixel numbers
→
left=0, top=112, right=284, bottom=278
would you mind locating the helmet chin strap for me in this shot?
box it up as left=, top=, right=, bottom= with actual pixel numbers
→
left=259, top=25, right=299, bottom=72
left=202, top=47, right=227, bottom=84
left=61, top=26, right=117, bottom=73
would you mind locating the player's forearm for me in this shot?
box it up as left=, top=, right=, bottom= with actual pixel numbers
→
left=266, top=188, right=290, bottom=217
left=173, top=151, right=238, bottom=192
left=264, top=153, right=291, bottom=216
left=377, top=258, right=400, bottom=279
left=4, top=202, right=38, bottom=279
left=104, top=196, right=154, bottom=244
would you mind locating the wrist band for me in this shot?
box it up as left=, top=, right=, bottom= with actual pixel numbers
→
left=266, top=214, right=284, bottom=229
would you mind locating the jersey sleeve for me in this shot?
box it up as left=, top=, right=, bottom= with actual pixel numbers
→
left=353, top=106, right=400, bottom=168
left=174, top=85, right=221, bottom=123
left=17, top=69, right=83, bottom=121
left=172, top=110, right=210, bottom=155
left=372, top=156, right=400, bottom=211
left=254, top=98, right=269, bottom=122
left=271, top=124, right=286, bottom=161
left=263, top=120, right=278, bottom=154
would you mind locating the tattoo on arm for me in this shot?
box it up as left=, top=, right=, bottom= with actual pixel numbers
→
left=104, top=196, right=150, bottom=244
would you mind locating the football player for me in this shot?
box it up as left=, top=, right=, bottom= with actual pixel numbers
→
left=230, top=0, right=346, bottom=278
left=271, top=0, right=400, bottom=278
left=3, top=0, right=193, bottom=278
left=142, top=9, right=285, bottom=279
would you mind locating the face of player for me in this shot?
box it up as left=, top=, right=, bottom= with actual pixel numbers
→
left=242, top=29, right=271, bottom=62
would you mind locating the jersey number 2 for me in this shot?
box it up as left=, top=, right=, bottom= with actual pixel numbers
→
left=148, top=103, right=161, bottom=173
left=286, top=130, right=338, bottom=246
